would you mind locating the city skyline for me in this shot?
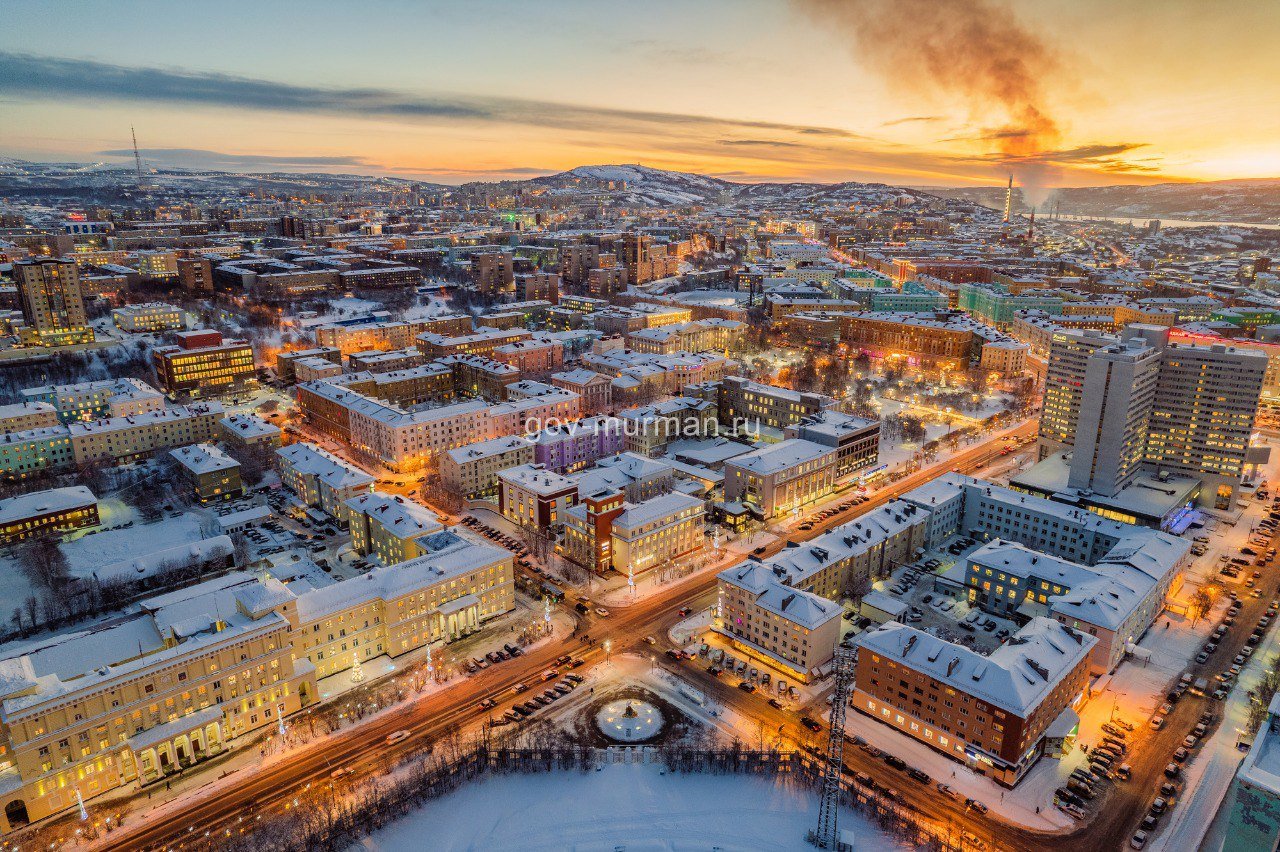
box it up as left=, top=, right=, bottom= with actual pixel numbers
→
left=2, top=0, right=1278, bottom=188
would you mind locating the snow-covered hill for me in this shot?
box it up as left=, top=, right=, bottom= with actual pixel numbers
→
left=528, top=163, right=942, bottom=210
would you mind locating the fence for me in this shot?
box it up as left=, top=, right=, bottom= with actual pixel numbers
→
left=191, top=744, right=982, bottom=852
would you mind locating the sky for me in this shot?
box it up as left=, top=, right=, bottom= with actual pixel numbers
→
left=1, top=0, right=1277, bottom=189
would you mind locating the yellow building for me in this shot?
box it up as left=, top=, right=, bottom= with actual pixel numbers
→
left=0, top=575, right=312, bottom=832
left=293, top=531, right=516, bottom=679
left=345, top=492, right=444, bottom=565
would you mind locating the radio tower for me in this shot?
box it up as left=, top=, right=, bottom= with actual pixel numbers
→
left=131, top=126, right=144, bottom=184
left=1002, top=175, right=1013, bottom=224
left=810, top=647, right=855, bottom=851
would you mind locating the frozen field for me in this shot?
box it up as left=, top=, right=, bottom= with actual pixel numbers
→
left=363, top=763, right=905, bottom=852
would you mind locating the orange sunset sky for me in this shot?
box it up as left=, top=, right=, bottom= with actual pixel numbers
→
left=1, top=0, right=1277, bottom=188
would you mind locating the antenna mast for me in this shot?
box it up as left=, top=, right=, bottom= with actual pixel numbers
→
left=131, top=125, right=143, bottom=183
left=810, top=646, right=855, bottom=850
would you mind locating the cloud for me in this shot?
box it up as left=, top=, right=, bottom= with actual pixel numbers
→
left=718, top=139, right=805, bottom=148
left=882, top=115, right=944, bottom=127
left=0, top=51, right=860, bottom=142
left=957, top=142, right=1148, bottom=165
left=97, top=147, right=373, bottom=169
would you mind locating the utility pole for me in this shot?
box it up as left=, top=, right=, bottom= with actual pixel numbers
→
left=810, top=646, right=855, bottom=850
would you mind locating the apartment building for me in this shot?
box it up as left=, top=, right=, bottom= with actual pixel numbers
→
left=518, top=271, right=560, bottom=303
left=698, top=376, right=839, bottom=433
left=0, top=402, right=58, bottom=435
left=345, top=492, right=445, bottom=565
left=551, top=369, right=612, bottom=415
left=723, top=439, right=837, bottom=521
left=0, top=426, right=75, bottom=478
left=112, top=302, right=185, bottom=333
left=492, top=338, right=564, bottom=376
left=314, top=319, right=432, bottom=356
left=0, top=486, right=98, bottom=544
left=151, top=330, right=256, bottom=398
left=13, top=257, right=94, bottom=347
left=965, top=536, right=1186, bottom=673
left=529, top=416, right=625, bottom=474
left=852, top=618, right=1095, bottom=786
left=440, top=436, right=535, bottom=499
left=609, top=491, right=705, bottom=573
left=170, top=444, right=243, bottom=503
left=472, top=251, right=514, bottom=297
left=618, top=397, right=717, bottom=457
left=416, top=327, right=532, bottom=359
left=177, top=256, right=213, bottom=293
left=497, top=464, right=578, bottom=530
left=275, top=442, right=375, bottom=524
left=735, top=499, right=929, bottom=601
left=65, top=402, right=223, bottom=465
left=716, top=562, right=842, bottom=682
left=626, top=319, right=745, bottom=355
left=347, top=347, right=425, bottom=374
left=274, top=347, right=342, bottom=384
left=218, top=413, right=282, bottom=449
left=21, top=378, right=164, bottom=424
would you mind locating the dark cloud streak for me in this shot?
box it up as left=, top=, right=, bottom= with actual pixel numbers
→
left=0, top=51, right=861, bottom=142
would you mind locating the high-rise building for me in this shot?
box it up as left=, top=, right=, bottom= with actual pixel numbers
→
left=13, top=257, right=94, bottom=347
left=177, top=256, right=214, bottom=293
left=1036, top=325, right=1267, bottom=509
left=1066, top=339, right=1160, bottom=497
left=473, top=251, right=514, bottom=297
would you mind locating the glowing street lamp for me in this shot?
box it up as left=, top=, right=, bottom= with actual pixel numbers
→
left=604, top=639, right=612, bottom=663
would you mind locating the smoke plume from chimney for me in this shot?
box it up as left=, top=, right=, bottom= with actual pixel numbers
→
left=794, top=0, right=1064, bottom=204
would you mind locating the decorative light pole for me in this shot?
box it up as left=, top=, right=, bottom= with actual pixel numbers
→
left=712, top=527, right=721, bottom=553
left=426, top=641, right=435, bottom=684
left=76, top=788, right=88, bottom=822
left=627, top=563, right=636, bottom=597
left=543, top=595, right=552, bottom=635
left=717, top=587, right=723, bottom=621
left=604, top=638, right=612, bottom=664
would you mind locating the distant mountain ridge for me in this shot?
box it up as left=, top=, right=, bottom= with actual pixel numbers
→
left=1, top=156, right=1276, bottom=223
left=925, top=177, right=1280, bottom=225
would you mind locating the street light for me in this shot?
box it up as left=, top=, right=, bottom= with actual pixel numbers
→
left=604, top=639, right=612, bottom=663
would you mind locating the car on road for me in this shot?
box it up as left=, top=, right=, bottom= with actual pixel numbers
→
left=799, top=716, right=822, bottom=732
left=768, top=698, right=783, bottom=709
left=907, top=768, right=931, bottom=783
left=965, top=798, right=988, bottom=814
left=385, top=730, right=411, bottom=745
left=595, top=607, right=610, bottom=617
left=737, top=682, right=756, bottom=693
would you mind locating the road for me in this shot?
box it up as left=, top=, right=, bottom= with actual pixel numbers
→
left=88, top=421, right=1054, bottom=851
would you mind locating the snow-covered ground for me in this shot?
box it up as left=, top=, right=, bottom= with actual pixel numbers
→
left=364, top=762, right=907, bottom=852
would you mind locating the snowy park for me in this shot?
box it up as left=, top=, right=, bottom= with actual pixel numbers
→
left=364, top=762, right=907, bottom=852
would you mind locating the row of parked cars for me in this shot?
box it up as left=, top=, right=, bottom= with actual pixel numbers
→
left=497, top=672, right=585, bottom=724
left=463, top=642, right=524, bottom=673
left=847, top=736, right=989, bottom=817
left=1131, top=708, right=1214, bottom=848
left=796, top=495, right=871, bottom=532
